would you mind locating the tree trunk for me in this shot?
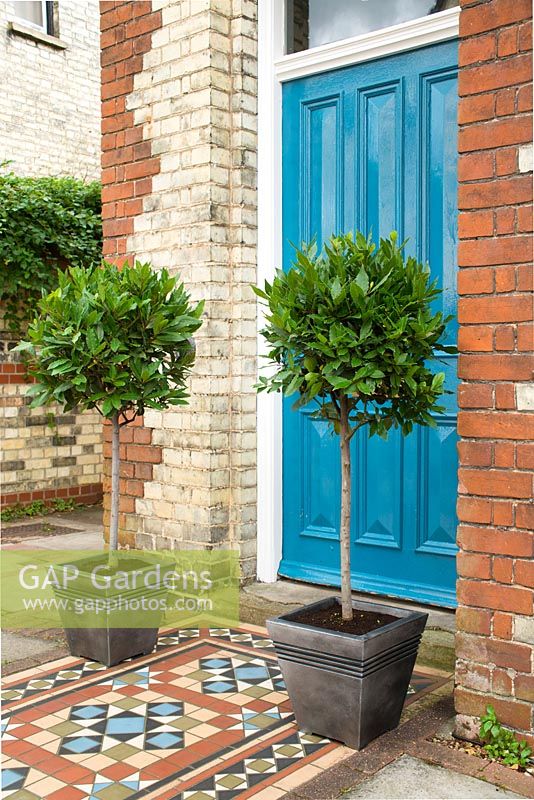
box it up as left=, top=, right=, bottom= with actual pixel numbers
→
left=109, top=412, right=120, bottom=553
left=339, top=394, right=353, bottom=621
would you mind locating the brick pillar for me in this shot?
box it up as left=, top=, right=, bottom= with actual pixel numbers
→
left=100, top=0, right=258, bottom=577
left=455, top=0, right=533, bottom=743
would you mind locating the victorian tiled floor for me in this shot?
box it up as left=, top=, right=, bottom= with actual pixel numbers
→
left=1, top=625, right=446, bottom=800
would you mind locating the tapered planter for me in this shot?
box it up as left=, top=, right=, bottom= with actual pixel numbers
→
left=53, top=553, right=169, bottom=667
left=267, top=597, right=428, bottom=750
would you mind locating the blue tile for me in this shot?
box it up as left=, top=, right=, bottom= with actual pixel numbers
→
left=234, top=666, right=269, bottom=679
left=106, top=716, right=145, bottom=734
left=149, top=703, right=183, bottom=717
left=204, top=681, right=236, bottom=693
left=72, top=705, right=106, bottom=719
left=145, top=731, right=183, bottom=749
left=61, top=736, right=101, bottom=753
left=2, top=768, right=27, bottom=790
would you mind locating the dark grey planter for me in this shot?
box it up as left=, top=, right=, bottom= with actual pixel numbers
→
left=267, top=596, right=428, bottom=750
left=64, top=625, right=158, bottom=667
left=53, top=553, right=169, bottom=667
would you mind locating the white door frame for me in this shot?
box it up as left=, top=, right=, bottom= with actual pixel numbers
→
left=255, top=3, right=460, bottom=583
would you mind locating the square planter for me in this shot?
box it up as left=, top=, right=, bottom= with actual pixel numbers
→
left=267, top=596, right=428, bottom=750
left=53, top=553, right=169, bottom=667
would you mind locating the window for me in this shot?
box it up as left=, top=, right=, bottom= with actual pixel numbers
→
left=13, top=1, right=54, bottom=35
left=288, top=0, right=459, bottom=54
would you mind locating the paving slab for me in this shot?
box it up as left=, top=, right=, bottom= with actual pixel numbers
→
left=341, top=755, right=522, bottom=799
left=1, top=631, right=55, bottom=661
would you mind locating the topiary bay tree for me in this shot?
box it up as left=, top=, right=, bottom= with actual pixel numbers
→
left=18, top=261, right=204, bottom=553
left=254, top=231, right=455, bottom=622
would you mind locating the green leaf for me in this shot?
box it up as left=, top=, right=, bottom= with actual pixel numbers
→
left=355, top=267, right=369, bottom=294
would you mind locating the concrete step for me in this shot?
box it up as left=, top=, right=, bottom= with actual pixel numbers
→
left=240, top=579, right=455, bottom=673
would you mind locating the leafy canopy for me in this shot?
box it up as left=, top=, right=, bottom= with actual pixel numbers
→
left=18, top=261, right=204, bottom=419
left=0, top=172, right=102, bottom=337
left=254, top=231, right=455, bottom=438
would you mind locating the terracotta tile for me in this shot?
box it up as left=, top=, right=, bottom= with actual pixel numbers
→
left=143, top=758, right=180, bottom=779
left=50, top=764, right=95, bottom=784
left=47, top=786, right=86, bottom=800
left=100, top=761, right=139, bottom=780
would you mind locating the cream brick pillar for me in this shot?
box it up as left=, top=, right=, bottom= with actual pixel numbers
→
left=114, top=0, right=258, bottom=578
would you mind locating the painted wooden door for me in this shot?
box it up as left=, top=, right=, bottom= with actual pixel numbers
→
left=280, top=40, right=458, bottom=607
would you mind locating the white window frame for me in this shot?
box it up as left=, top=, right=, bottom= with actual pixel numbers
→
left=13, top=0, right=50, bottom=33
left=255, top=2, right=460, bottom=583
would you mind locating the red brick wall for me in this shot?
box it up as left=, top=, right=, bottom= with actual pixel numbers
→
left=100, top=1, right=163, bottom=545
left=456, top=0, right=533, bottom=743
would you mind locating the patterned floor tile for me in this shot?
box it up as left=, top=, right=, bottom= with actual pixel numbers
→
left=1, top=626, right=446, bottom=800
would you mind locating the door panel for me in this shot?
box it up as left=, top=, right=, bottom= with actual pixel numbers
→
left=280, top=41, right=459, bottom=607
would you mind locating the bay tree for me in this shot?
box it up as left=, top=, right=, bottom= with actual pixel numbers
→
left=18, top=261, right=204, bottom=553
left=254, top=231, right=455, bottom=621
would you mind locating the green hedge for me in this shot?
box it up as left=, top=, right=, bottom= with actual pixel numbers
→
left=0, top=173, right=102, bottom=337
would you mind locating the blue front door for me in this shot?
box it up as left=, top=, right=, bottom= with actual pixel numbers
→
left=280, top=41, right=459, bottom=607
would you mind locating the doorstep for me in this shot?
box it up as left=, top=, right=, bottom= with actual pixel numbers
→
left=241, top=579, right=456, bottom=672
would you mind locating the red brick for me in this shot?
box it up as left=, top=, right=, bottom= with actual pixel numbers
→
left=459, top=410, right=532, bottom=440
left=459, top=467, right=532, bottom=499
left=458, top=525, right=533, bottom=557
left=459, top=32, right=496, bottom=65
left=458, top=151, right=494, bottom=181
left=455, top=688, right=532, bottom=731
left=517, top=205, right=533, bottom=232
left=492, top=668, right=513, bottom=694
left=487, top=638, right=533, bottom=672
left=460, top=0, right=532, bottom=36
left=457, top=579, right=533, bottom=614
left=456, top=661, right=491, bottom=692
left=493, top=442, right=515, bottom=467
left=497, top=27, right=519, bottom=57
left=493, top=611, right=513, bottom=639
left=458, top=383, right=494, bottom=409
left=458, top=325, right=494, bottom=351
left=459, top=116, right=532, bottom=153
left=494, top=325, right=515, bottom=350
left=494, top=207, right=515, bottom=234
left=458, top=209, right=494, bottom=239
left=456, top=606, right=492, bottom=635
left=516, top=502, right=534, bottom=529
left=458, top=267, right=494, bottom=295
left=134, top=463, right=153, bottom=481
left=515, top=559, right=534, bottom=588
left=457, top=551, right=492, bottom=579
left=100, top=3, right=134, bottom=32
left=458, top=93, right=495, bottom=124
left=123, top=159, right=160, bottom=180
left=458, top=354, right=532, bottom=380
left=459, top=175, right=532, bottom=209
left=459, top=236, right=532, bottom=266
left=514, top=675, right=534, bottom=703
left=458, top=295, right=532, bottom=323
left=517, top=82, right=533, bottom=112
left=124, top=14, right=162, bottom=39
left=458, top=440, right=493, bottom=466
left=125, top=444, right=162, bottom=463
left=125, top=479, right=145, bottom=498
left=132, top=427, right=152, bottom=444
left=516, top=443, right=534, bottom=469
left=495, top=383, right=516, bottom=409
left=495, top=87, right=516, bottom=116
left=102, top=182, right=134, bottom=202
left=459, top=55, right=532, bottom=97
left=493, top=556, right=513, bottom=583
left=494, top=265, right=517, bottom=292
left=101, top=39, right=133, bottom=66
left=495, top=147, right=518, bottom=176
left=457, top=497, right=492, bottom=524
left=518, top=20, right=533, bottom=51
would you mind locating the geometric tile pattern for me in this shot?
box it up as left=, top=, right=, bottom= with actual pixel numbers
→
left=1, top=626, right=442, bottom=800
